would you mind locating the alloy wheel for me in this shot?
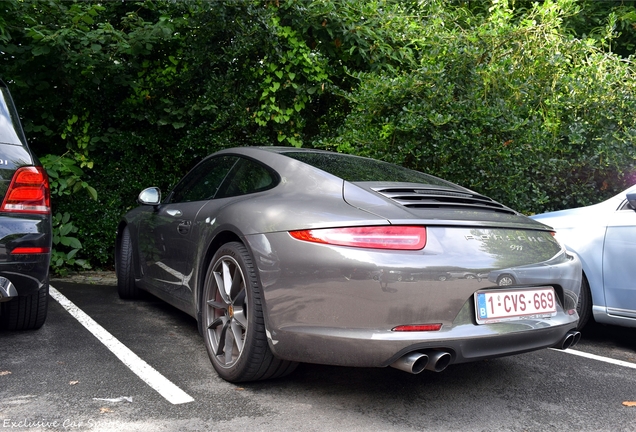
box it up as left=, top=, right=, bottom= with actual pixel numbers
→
left=204, top=255, right=248, bottom=368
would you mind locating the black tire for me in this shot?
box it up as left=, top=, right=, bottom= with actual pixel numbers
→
left=201, top=242, right=297, bottom=383
left=576, top=275, right=592, bottom=330
left=117, top=226, right=141, bottom=299
left=0, top=283, right=48, bottom=330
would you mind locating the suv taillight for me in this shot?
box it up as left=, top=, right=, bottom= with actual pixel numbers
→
left=0, top=166, right=51, bottom=214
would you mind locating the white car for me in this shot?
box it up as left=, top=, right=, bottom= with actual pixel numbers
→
left=532, top=185, right=636, bottom=329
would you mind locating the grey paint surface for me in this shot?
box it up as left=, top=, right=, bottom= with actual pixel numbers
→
left=120, top=147, right=581, bottom=371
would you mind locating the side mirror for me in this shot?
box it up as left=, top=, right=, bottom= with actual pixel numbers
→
left=627, top=192, right=636, bottom=211
left=138, top=187, right=161, bottom=206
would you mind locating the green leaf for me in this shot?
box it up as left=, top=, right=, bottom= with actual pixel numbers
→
left=87, top=186, right=98, bottom=200
left=59, top=224, right=73, bottom=237
left=31, top=45, right=50, bottom=56
left=61, top=237, right=82, bottom=249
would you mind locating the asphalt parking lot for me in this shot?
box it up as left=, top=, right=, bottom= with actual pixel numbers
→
left=1, top=278, right=635, bottom=432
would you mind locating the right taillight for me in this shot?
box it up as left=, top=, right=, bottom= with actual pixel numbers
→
left=1, top=166, right=51, bottom=214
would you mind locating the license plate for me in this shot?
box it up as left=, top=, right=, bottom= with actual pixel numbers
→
left=475, top=287, right=557, bottom=324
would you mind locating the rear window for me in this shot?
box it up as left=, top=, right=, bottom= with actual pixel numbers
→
left=282, top=151, right=452, bottom=187
left=0, top=86, right=26, bottom=146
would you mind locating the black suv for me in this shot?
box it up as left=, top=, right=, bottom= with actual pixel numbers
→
left=0, top=79, right=52, bottom=330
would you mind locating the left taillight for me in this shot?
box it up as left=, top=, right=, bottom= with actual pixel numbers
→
left=289, top=226, right=427, bottom=250
left=0, top=166, right=51, bottom=214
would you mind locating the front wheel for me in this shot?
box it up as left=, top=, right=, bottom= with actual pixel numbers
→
left=201, top=242, right=297, bottom=382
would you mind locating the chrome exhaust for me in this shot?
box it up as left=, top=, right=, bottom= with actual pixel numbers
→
left=570, top=331, right=581, bottom=347
left=557, top=330, right=581, bottom=350
left=390, top=352, right=429, bottom=374
left=424, top=350, right=451, bottom=372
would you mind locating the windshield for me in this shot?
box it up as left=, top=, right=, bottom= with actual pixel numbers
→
left=282, top=151, right=453, bottom=187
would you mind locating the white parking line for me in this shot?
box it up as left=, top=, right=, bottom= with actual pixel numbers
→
left=49, top=286, right=195, bottom=405
left=554, top=347, right=636, bottom=370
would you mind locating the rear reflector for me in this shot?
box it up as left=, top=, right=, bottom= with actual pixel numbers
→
left=393, top=324, right=443, bottom=332
left=289, top=226, right=427, bottom=250
left=0, top=166, right=51, bottom=214
left=10, top=247, right=50, bottom=255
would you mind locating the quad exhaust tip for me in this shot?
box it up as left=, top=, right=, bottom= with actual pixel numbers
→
left=390, top=350, right=451, bottom=374
left=558, top=330, right=581, bottom=350
left=392, top=330, right=582, bottom=375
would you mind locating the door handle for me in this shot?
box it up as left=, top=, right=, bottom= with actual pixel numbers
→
left=167, top=209, right=182, bottom=217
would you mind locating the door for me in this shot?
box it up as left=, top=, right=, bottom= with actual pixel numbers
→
left=602, top=199, right=636, bottom=318
left=138, top=155, right=239, bottom=302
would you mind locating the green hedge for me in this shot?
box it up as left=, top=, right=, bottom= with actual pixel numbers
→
left=2, top=0, right=635, bottom=271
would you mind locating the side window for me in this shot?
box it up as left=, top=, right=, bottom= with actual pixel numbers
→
left=216, top=157, right=277, bottom=199
left=169, top=155, right=238, bottom=203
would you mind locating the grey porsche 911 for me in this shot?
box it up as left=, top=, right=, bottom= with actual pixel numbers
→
left=116, top=146, right=582, bottom=383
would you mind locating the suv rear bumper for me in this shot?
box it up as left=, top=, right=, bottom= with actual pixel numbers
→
left=0, top=276, right=18, bottom=301
left=0, top=213, right=51, bottom=299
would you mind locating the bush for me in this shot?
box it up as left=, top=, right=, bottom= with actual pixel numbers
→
left=3, top=0, right=636, bottom=271
left=321, top=0, right=636, bottom=213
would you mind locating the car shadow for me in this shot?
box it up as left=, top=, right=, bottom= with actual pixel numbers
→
left=576, top=319, right=636, bottom=360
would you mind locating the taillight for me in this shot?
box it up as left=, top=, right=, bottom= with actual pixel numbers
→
left=289, top=226, right=427, bottom=250
left=10, top=247, right=50, bottom=255
left=0, top=166, right=51, bottom=214
left=393, top=324, right=442, bottom=332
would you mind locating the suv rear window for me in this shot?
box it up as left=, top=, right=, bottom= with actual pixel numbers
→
left=0, top=86, right=26, bottom=146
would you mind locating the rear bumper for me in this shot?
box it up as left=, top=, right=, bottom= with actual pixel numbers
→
left=0, top=213, right=51, bottom=299
left=266, top=302, right=578, bottom=367
left=0, top=258, right=50, bottom=299
left=0, top=276, right=18, bottom=302
left=245, top=228, right=582, bottom=368
left=0, top=254, right=50, bottom=299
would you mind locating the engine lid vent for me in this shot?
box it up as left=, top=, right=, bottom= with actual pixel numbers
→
left=373, top=187, right=516, bottom=215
